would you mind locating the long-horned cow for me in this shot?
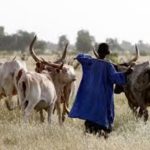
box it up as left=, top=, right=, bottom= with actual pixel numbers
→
left=29, top=36, right=76, bottom=124
left=110, top=47, right=150, bottom=121
left=0, top=58, right=27, bottom=110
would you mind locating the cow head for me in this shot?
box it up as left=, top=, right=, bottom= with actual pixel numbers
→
left=43, top=61, right=76, bottom=84
left=29, top=36, right=76, bottom=84
left=55, top=64, right=76, bottom=83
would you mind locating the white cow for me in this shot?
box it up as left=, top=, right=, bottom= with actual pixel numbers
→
left=15, top=69, right=57, bottom=123
left=0, top=59, right=27, bottom=109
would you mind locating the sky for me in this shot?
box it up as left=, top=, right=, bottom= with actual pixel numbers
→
left=0, top=0, right=150, bottom=44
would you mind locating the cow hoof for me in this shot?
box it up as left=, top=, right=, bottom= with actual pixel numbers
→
left=5, top=101, right=13, bottom=111
left=62, top=116, right=65, bottom=122
left=144, top=110, right=148, bottom=122
left=137, top=108, right=143, bottom=118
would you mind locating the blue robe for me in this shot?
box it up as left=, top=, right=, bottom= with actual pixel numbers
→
left=69, top=54, right=126, bottom=128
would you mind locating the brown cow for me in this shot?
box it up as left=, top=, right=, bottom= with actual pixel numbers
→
left=29, top=36, right=76, bottom=124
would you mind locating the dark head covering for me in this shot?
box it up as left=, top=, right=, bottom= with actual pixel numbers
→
left=97, top=43, right=110, bottom=56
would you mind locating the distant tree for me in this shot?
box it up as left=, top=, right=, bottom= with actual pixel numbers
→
left=106, top=38, right=123, bottom=51
left=58, top=35, right=69, bottom=50
left=94, top=42, right=99, bottom=51
left=75, top=30, right=95, bottom=52
left=35, top=40, right=47, bottom=51
left=0, top=35, right=13, bottom=50
left=47, top=42, right=57, bottom=51
left=0, top=26, right=5, bottom=37
left=0, top=28, right=49, bottom=52
left=137, top=40, right=150, bottom=54
left=16, top=30, right=35, bottom=50
left=120, top=40, right=133, bottom=51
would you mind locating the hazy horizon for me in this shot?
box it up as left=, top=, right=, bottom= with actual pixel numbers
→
left=1, top=0, right=150, bottom=44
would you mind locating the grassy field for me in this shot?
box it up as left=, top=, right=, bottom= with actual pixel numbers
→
left=0, top=53, right=150, bottom=150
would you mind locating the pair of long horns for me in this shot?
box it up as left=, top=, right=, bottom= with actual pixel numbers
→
left=29, top=35, right=65, bottom=69
left=93, top=45, right=139, bottom=65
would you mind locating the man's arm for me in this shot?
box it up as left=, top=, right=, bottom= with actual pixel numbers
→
left=75, top=53, right=92, bottom=65
left=108, top=63, right=127, bottom=85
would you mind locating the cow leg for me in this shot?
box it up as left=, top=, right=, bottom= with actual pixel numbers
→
left=62, top=103, right=66, bottom=122
left=128, top=101, right=138, bottom=118
left=5, top=95, right=14, bottom=111
left=56, top=101, right=62, bottom=125
left=62, top=84, right=71, bottom=122
left=143, top=109, right=149, bottom=122
left=138, top=107, right=143, bottom=118
left=134, top=106, right=139, bottom=117
left=64, top=102, right=70, bottom=114
left=137, top=106, right=148, bottom=122
left=3, top=82, right=16, bottom=111
left=53, top=105, right=56, bottom=114
left=23, top=109, right=31, bottom=123
left=47, top=103, right=55, bottom=124
left=62, top=102, right=70, bottom=122
left=5, top=99, right=12, bottom=110
left=39, top=110, right=45, bottom=123
left=23, top=101, right=35, bottom=123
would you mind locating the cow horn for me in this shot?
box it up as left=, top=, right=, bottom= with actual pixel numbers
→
left=41, top=57, right=64, bottom=69
left=29, top=35, right=41, bottom=62
left=55, top=43, right=68, bottom=63
left=93, top=48, right=100, bottom=59
left=128, top=45, right=139, bottom=64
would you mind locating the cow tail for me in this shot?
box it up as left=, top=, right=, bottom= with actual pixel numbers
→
left=15, top=69, right=25, bottom=106
left=22, top=72, right=30, bottom=99
left=16, top=69, right=29, bottom=99
left=22, top=81, right=26, bottom=98
left=19, top=73, right=29, bottom=110
left=16, top=69, right=23, bottom=85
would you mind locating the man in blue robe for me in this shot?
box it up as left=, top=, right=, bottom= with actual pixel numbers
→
left=69, top=43, right=132, bottom=136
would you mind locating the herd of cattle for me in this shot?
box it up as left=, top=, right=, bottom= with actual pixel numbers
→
left=0, top=36, right=76, bottom=125
left=0, top=36, right=150, bottom=125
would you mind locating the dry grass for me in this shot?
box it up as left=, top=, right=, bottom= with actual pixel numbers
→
left=0, top=53, right=150, bottom=150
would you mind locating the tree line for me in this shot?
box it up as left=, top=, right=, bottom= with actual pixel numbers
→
left=0, top=26, right=150, bottom=54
